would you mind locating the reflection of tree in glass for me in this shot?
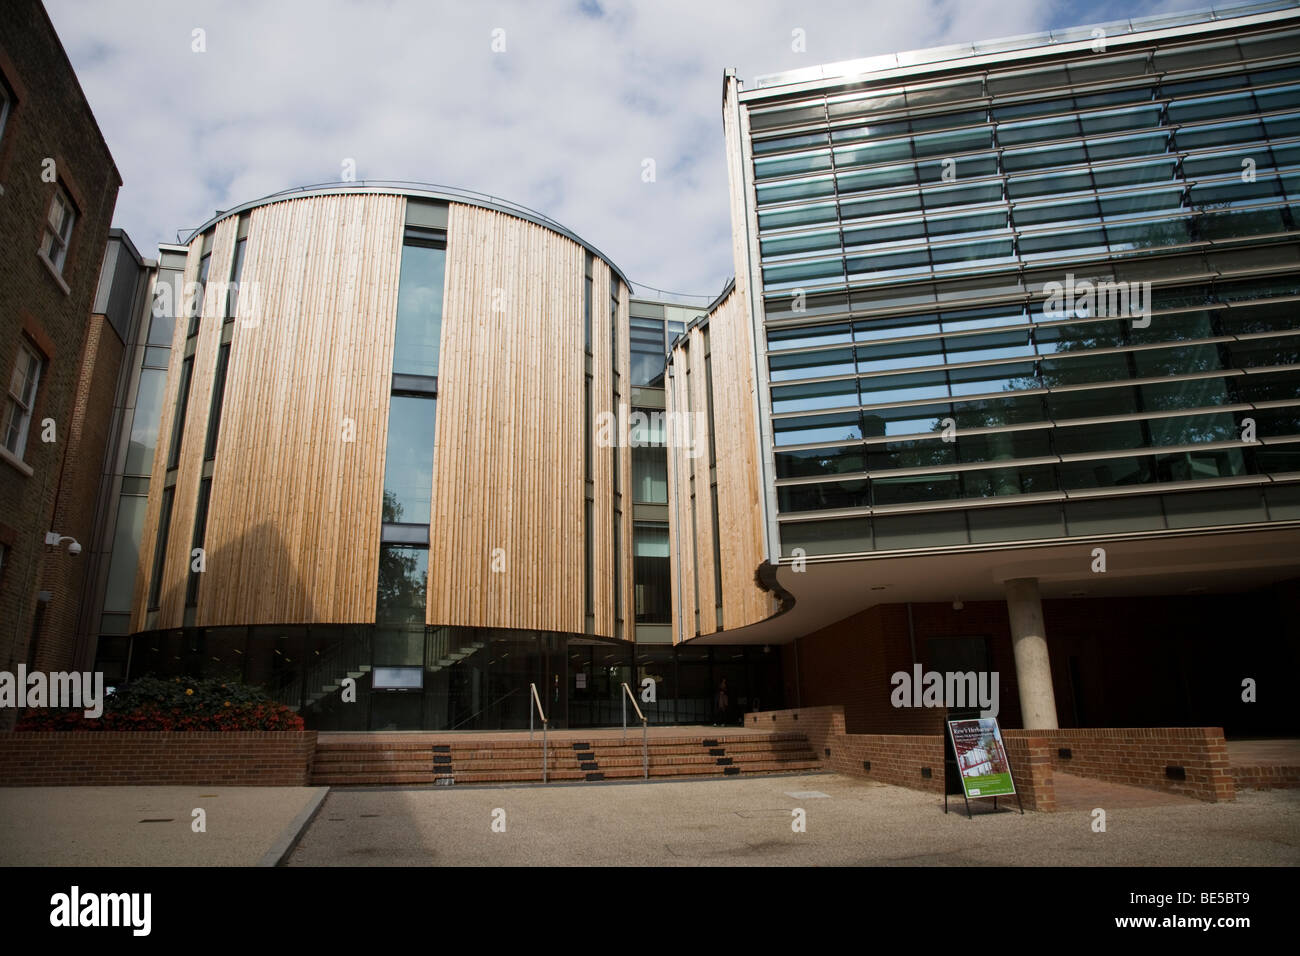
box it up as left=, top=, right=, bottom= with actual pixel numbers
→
left=382, top=489, right=403, bottom=523
left=377, top=491, right=422, bottom=626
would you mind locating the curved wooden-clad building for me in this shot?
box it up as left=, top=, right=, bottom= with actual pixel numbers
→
left=126, top=185, right=651, bottom=728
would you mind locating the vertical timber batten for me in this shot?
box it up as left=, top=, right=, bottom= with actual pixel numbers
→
left=427, top=203, right=592, bottom=635
left=132, top=193, right=406, bottom=630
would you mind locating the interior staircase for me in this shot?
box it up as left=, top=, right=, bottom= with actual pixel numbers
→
left=273, top=629, right=485, bottom=713
left=311, top=731, right=821, bottom=786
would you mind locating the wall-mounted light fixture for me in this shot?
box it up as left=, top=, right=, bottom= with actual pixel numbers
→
left=44, top=532, right=81, bottom=556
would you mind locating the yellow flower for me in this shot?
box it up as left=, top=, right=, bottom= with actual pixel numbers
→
left=185, top=689, right=194, bottom=695
left=224, top=701, right=231, bottom=707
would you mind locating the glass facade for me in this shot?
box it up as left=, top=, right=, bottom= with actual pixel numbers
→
left=630, top=302, right=688, bottom=387
left=746, top=21, right=1300, bottom=554
left=104, top=624, right=783, bottom=730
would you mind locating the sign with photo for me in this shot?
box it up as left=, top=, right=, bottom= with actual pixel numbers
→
left=946, top=717, right=1015, bottom=799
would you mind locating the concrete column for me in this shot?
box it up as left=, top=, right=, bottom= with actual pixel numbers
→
left=1005, top=577, right=1059, bottom=729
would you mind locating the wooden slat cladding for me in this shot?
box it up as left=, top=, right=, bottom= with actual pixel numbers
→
left=686, top=327, right=719, bottom=633
left=427, top=203, right=587, bottom=634
left=666, top=287, right=775, bottom=641
left=589, top=256, right=615, bottom=636
left=666, top=357, right=695, bottom=641
left=706, top=289, right=775, bottom=629
left=151, top=217, right=238, bottom=627
left=130, top=242, right=202, bottom=633
left=666, top=326, right=718, bottom=640
left=129, top=193, right=405, bottom=628
left=615, top=281, right=633, bottom=641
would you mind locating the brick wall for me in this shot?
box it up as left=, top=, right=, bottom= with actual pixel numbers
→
left=35, top=313, right=124, bottom=673
left=1232, top=764, right=1300, bottom=791
left=0, top=732, right=317, bottom=786
left=750, top=705, right=1233, bottom=808
left=789, top=602, right=1024, bottom=735
left=0, top=0, right=122, bottom=696
left=1003, top=727, right=1236, bottom=803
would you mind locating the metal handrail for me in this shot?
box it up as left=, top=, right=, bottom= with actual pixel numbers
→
left=529, top=682, right=549, bottom=784
left=621, top=683, right=649, bottom=779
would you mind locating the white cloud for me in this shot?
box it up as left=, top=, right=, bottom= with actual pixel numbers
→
left=45, top=0, right=1207, bottom=294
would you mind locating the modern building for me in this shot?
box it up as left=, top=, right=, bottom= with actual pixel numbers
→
left=0, top=0, right=124, bottom=713
left=18, top=0, right=1297, bottom=738
left=669, top=0, right=1300, bottom=737
left=91, top=185, right=783, bottom=729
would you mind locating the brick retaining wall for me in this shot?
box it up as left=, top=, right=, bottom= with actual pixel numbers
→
left=1003, top=727, right=1235, bottom=803
left=749, top=706, right=1233, bottom=808
left=0, top=732, right=317, bottom=786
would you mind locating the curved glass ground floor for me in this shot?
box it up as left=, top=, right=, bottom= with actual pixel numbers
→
left=95, top=625, right=784, bottom=731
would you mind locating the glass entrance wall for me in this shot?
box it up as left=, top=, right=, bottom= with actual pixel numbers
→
left=104, top=626, right=785, bottom=730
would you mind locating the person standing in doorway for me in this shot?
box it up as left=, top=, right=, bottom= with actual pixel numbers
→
left=714, top=678, right=729, bottom=726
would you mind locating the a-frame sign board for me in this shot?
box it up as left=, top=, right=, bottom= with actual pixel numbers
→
left=943, top=708, right=1024, bottom=819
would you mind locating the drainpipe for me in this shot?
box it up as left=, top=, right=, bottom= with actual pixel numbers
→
left=907, top=602, right=917, bottom=667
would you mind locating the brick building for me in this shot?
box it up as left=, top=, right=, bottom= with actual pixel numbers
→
left=0, top=0, right=123, bottom=704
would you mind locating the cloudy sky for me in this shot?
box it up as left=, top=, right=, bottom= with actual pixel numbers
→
left=48, top=0, right=1206, bottom=298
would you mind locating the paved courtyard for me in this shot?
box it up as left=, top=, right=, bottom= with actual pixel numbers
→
left=287, top=772, right=1300, bottom=867
left=0, top=786, right=325, bottom=866
left=1, top=773, right=1294, bottom=867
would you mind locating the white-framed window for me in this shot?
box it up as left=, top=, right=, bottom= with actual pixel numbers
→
left=39, top=186, right=76, bottom=274
left=2, top=340, right=43, bottom=459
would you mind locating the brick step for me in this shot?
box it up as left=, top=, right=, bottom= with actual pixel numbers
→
left=310, top=732, right=820, bottom=786
left=577, top=742, right=815, bottom=758
left=315, top=745, right=815, bottom=763
left=315, top=747, right=556, bottom=762
left=313, top=759, right=823, bottom=786
left=437, top=769, right=588, bottom=784
left=312, top=764, right=444, bottom=780
left=583, top=752, right=816, bottom=769
left=311, top=772, right=444, bottom=786
left=439, top=759, right=559, bottom=772
left=314, top=733, right=808, bottom=751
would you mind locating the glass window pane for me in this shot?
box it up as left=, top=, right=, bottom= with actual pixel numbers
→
left=773, top=412, right=862, bottom=446
left=393, top=242, right=446, bottom=377
left=376, top=545, right=428, bottom=627
left=382, top=395, right=437, bottom=524
left=768, top=323, right=853, bottom=351
left=770, top=347, right=854, bottom=382
left=126, top=368, right=166, bottom=475
left=634, top=523, right=671, bottom=624
left=779, top=479, right=869, bottom=512
left=631, top=409, right=667, bottom=503
left=771, top=378, right=858, bottom=413
left=775, top=445, right=865, bottom=479
left=103, top=496, right=147, bottom=614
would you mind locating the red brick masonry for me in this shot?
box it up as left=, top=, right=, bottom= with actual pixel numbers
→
left=748, top=706, right=1235, bottom=810
left=0, top=732, right=317, bottom=786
